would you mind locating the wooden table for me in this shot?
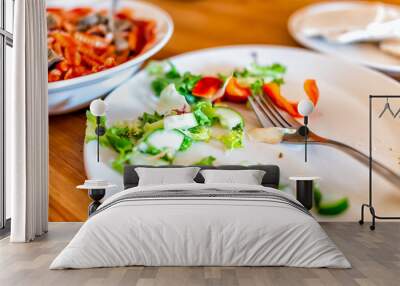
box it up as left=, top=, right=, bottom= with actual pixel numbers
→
left=49, top=0, right=400, bottom=221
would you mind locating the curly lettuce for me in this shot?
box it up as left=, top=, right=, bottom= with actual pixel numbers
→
left=85, top=111, right=166, bottom=173
left=192, top=101, right=217, bottom=126
left=234, top=62, right=286, bottom=94
left=186, top=125, right=211, bottom=142
left=147, top=61, right=202, bottom=104
left=218, top=127, right=244, bottom=150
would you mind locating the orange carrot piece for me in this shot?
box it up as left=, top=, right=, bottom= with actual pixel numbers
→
left=304, top=79, right=319, bottom=106
left=263, top=83, right=301, bottom=118
left=263, top=80, right=320, bottom=118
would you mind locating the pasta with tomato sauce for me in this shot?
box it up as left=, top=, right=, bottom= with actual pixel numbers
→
left=47, top=7, right=156, bottom=82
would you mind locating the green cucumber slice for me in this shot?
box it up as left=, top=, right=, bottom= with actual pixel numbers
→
left=317, top=192, right=349, bottom=216
left=164, top=113, right=198, bottom=130
left=145, top=129, right=185, bottom=152
left=214, top=107, right=244, bottom=130
left=314, top=187, right=322, bottom=207
left=130, top=150, right=170, bottom=166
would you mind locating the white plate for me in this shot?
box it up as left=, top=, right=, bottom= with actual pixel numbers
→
left=84, top=45, right=400, bottom=221
left=47, top=0, right=173, bottom=115
left=288, top=1, right=400, bottom=75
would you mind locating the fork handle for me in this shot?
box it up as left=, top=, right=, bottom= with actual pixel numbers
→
left=313, top=139, right=400, bottom=186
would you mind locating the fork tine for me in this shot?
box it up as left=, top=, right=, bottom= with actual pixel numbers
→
left=248, top=97, right=274, bottom=128
left=252, top=95, right=287, bottom=128
left=260, top=94, right=302, bottom=128
left=258, top=95, right=291, bottom=128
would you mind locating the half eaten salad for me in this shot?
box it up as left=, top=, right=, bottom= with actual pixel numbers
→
left=84, top=60, right=349, bottom=216
left=85, top=60, right=319, bottom=173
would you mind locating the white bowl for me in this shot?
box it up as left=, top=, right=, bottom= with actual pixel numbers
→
left=47, top=0, right=173, bottom=115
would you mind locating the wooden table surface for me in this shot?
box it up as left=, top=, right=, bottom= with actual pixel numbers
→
left=49, top=0, right=400, bottom=221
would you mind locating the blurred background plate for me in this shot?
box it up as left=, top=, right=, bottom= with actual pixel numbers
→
left=84, top=45, right=400, bottom=220
left=288, top=1, right=400, bottom=76
left=47, top=0, right=173, bottom=115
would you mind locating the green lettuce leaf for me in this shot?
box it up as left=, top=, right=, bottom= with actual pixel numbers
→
left=248, top=62, right=286, bottom=78
left=138, top=112, right=163, bottom=125
left=148, top=61, right=182, bottom=96
left=151, top=79, right=170, bottom=97
left=148, top=61, right=202, bottom=103
left=219, top=128, right=244, bottom=150
left=143, top=119, right=164, bottom=134
left=85, top=111, right=111, bottom=148
left=179, top=134, right=192, bottom=151
left=233, top=62, right=286, bottom=93
left=186, top=125, right=211, bottom=141
left=164, top=62, right=181, bottom=79
left=175, top=72, right=202, bottom=104
left=143, top=144, right=161, bottom=155
left=193, top=101, right=217, bottom=126
left=105, top=127, right=133, bottom=154
left=194, top=156, right=216, bottom=166
left=112, top=152, right=131, bottom=174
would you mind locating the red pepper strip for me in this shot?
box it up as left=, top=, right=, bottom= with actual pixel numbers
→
left=224, top=77, right=252, bottom=103
left=304, top=79, right=319, bottom=106
left=263, top=83, right=301, bottom=118
left=192, top=76, right=223, bottom=99
left=263, top=80, right=320, bottom=118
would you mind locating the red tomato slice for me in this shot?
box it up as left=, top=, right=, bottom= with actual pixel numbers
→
left=192, top=77, right=223, bottom=99
left=224, top=78, right=251, bottom=103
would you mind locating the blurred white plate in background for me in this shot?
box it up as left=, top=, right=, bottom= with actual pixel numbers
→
left=288, top=1, right=400, bottom=75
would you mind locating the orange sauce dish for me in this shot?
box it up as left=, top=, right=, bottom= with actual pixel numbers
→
left=47, top=7, right=156, bottom=82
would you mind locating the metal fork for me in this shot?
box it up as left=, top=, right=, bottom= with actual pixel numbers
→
left=109, top=0, right=119, bottom=37
left=248, top=94, right=400, bottom=186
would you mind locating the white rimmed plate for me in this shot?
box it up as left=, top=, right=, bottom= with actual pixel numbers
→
left=84, top=45, right=400, bottom=221
left=47, top=0, right=173, bottom=115
left=288, top=1, right=400, bottom=75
